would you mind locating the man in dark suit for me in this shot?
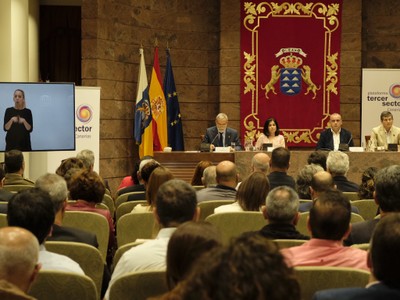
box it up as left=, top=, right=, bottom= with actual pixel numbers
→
left=326, top=151, right=359, bottom=192
left=35, top=173, right=98, bottom=247
left=345, top=165, right=400, bottom=246
left=267, top=147, right=295, bottom=190
left=202, top=113, right=242, bottom=151
left=316, top=113, right=354, bottom=151
left=314, top=213, right=400, bottom=300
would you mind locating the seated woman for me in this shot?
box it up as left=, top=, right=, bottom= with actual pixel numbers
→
left=358, top=166, right=378, bottom=199
left=190, top=160, right=213, bottom=186
left=166, top=221, right=222, bottom=289
left=66, top=169, right=115, bottom=263
left=214, top=172, right=269, bottom=214
left=117, top=160, right=140, bottom=190
left=255, top=117, right=286, bottom=149
left=132, top=166, right=174, bottom=212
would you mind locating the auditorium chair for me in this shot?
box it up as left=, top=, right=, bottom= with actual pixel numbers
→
left=350, top=199, right=378, bottom=221
left=115, top=191, right=146, bottom=208
left=116, top=212, right=155, bottom=247
left=197, top=200, right=235, bottom=221
left=115, top=200, right=147, bottom=222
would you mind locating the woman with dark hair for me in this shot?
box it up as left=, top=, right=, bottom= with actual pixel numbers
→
left=190, top=160, right=213, bottom=186
left=4, top=89, right=33, bottom=151
left=214, top=172, right=269, bottom=213
left=117, top=160, right=140, bottom=190
left=159, top=233, right=300, bottom=300
left=255, top=117, right=285, bottom=149
left=358, top=166, right=378, bottom=199
left=166, top=221, right=222, bottom=289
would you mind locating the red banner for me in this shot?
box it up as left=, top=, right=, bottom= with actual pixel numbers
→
left=240, top=1, right=343, bottom=147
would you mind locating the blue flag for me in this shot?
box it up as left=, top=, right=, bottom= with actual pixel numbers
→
left=164, top=49, right=184, bottom=151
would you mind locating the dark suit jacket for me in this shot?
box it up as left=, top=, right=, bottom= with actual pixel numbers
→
left=333, top=175, right=359, bottom=192
left=0, top=189, right=14, bottom=202
left=313, top=282, right=400, bottom=300
left=344, top=219, right=379, bottom=246
left=47, top=224, right=99, bottom=248
left=316, top=128, right=354, bottom=150
left=202, top=126, right=242, bottom=149
left=268, top=171, right=295, bottom=190
left=259, top=223, right=310, bottom=240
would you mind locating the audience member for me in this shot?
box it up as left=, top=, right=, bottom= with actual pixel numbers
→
left=76, top=149, right=95, bottom=171
left=281, top=189, right=368, bottom=271
left=3, top=149, right=34, bottom=186
left=196, top=161, right=238, bottom=203
left=314, top=213, right=400, bottom=299
left=166, top=221, right=222, bottom=289
left=190, top=160, right=212, bottom=186
left=345, top=165, right=400, bottom=246
left=117, top=159, right=140, bottom=190
left=214, top=171, right=269, bottom=213
left=132, top=166, right=174, bottom=212
left=255, top=117, right=286, bottom=149
left=259, top=186, right=309, bottom=240
left=0, top=227, right=41, bottom=299
left=105, top=179, right=199, bottom=300
left=0, top=168, right=15, bottom=214
left=36, top=173, right=98, bottom=247
left=370, top=111, right=400, bottom=150
left=201, top=166, right=217, bottom=188
left=307, top=150, right=328, bottom=170
left=358, top=166, right=378, bottom=200
left=126, top=159, right=160, bottom=201
left=296, top=164, right=324, bottom=199
left=66, top=170, right=115, bottom=262
left=316, top=113, right=354, bottom=151
left=7, top=188, right=84, bottom=274
left=160, top=233, right=300, bottom=300
left=251, top=152, right=270, bottom=174
left=326, top=151, right=358, bottom=192
left=268, top=147, right=295, bottom=190
left=55, top=157, right=84, bottom=178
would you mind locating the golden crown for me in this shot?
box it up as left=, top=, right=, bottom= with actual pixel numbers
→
left=279, top=55, right=303, bottom=68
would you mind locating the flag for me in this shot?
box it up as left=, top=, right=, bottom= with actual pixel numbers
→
left=164, top=49, right=184, bottom=151
left=134, top=48, right=153, bottom=158
left=149, top=46, right=168, bottom=151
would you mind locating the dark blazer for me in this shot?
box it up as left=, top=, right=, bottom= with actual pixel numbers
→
left=0, top=189, right=14, bottom=202
left=313, top=282, right=400, bottom=300
left=259, top=223, right=310, bottom=240
left=268, top=171, right=296, bottom=190
left=333, top=175, right=359, bottom=192
left=47, top=224, right=99, bottom=248
left=202, top=126, right=242, bottom=149
left=316, top=128, right=354, bottom=150
left=344, top=219, right=379, bottom=246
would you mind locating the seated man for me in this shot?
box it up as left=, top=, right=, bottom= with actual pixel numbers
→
left=0, top=227, right=41, bottom=299
left=370, top=111, right=400, bottom=150
left=202, top=113, right=241, bottom=151
left=326, top=151, right=358, bottom=192
left=281, top=189, right=368, bottom=271
left=105, top=179, right=199, bottom=300
left=201, top=166, right=217, bottom=188
left=316, top=113, right=354, bottom=151
left=196, top=160, right=238, bottom=203
left=259, top=186, right=309, bottom=240
left=267, top=147, right=295, bottom=190
left=3, top=149, right=34, bottom=186
left=315, top=213, right=400, bottom=299
left=0, top=168, right=15, bottom=214
left=7, top=188, right=85, bottom=275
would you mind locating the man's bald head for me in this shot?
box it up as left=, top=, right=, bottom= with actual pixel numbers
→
left=0, top=227, right=40, bottom=292
left=251, top=153, right=270, bottom=174
left=311, top=171, right=335, bottom=194
left=216, top=161, right=238, bottom=188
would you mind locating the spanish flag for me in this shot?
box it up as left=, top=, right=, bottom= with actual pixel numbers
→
left=149, top=46, right=168, bottom=151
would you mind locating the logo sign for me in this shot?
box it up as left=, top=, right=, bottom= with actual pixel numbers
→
left=76, top=104, right=93, bottom=123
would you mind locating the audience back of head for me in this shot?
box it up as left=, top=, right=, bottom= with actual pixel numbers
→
left=310, top=171, right=335, bottom=194
left=68, top=170, right=106, bottom=204
left=35, top=173, right=68, bottom=213
left=326, top=151, right=349, bottom=176
left=270, top=147, right=290, bottom=170
left=374, top=165, right=400, bottom=212
left=146, top=166, right=174, bottom=208
left=76, top=149, right=95, bottom=171
left=307, top=151, right=327, bottom=170
left=236, top=172, right=269, bottom=211
left=140, top=160, right=160, bottom=185
left=7, top=188, right=55, bottom=244
left=191, top=161, right=213, bottom=186
left=4, top=149, right=24, bottom=173
left=358, top=166, right=378, bottom=199
left=202, top=166, right=217, bottom=187
left=251, top=153, right=270, bottom=174
left=309, top=189, right=351, bottom=240
left=55, top=157, right=84, bottom=179
left=265, top=186, right=299, bottom=224
left=296, top=164, right=324, bottom=199
left=166, top=221, right=222, bottom=289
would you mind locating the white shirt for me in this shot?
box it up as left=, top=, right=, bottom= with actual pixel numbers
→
left=39, top=244, right=85, bottom=275
left=104, top=227, right=176, bottom=300
left=214, top=202, right=243, bottom=214
left=331, top=128, right=341, bottom=151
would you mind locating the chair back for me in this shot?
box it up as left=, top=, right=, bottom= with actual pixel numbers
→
left=343, top=192, right=360, bottom=201
left=192, top=185, right=205, bottom=191
left=273, top=239, right=307, bottom=249
left=294, top=266, right=370, bottom=300
left=109, top=270, right=168, bottom=300
left=115, top=191, right=146, bottom=208
left=205, top=212, right=265, bottom=244
left=351, top=200, right=378, bottom=220
left=351, top=243, right=370, bottom=250
left=0, top=213, right=7, bottom=228
left=117, top=212, right=155, bottom=247
left=102, top=194, right=115, bottom=217
left=63, top=211, right=110, bottom=261
left=198, top=200, right=235, bottom=221
left=45, top=241, right=104, bottom=295
left=29, top=270, right=98, bottom=300
left=116, top=200, right=147, bottom=222
left=112, top=241, right=145, bottom=271
left=3, top=185, right=33, bottom=192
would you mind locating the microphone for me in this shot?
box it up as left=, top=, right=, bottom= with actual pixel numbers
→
left=347, top=135, right=353, bottom=145
left=211, top=132, right=222, bottom=146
